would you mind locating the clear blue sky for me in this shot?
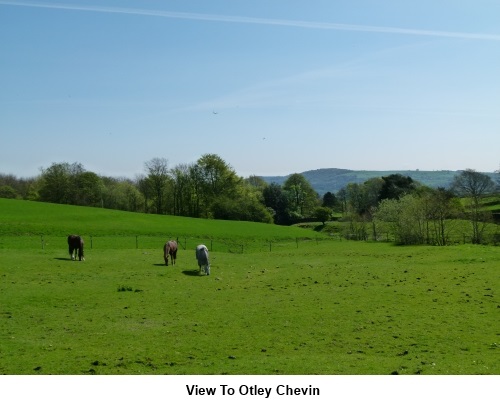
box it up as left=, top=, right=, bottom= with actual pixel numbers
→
left=1, top=0, right=499, bottom=179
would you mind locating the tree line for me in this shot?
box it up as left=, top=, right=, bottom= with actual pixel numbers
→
left=1, top=156, right=498, bottom=244
left=337, top=170, right=498, bottom=245
left=0, top=154, right=320, bottom=224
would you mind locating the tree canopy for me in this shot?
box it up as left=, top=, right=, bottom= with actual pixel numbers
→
left=1, top=157, right=497, bottom=242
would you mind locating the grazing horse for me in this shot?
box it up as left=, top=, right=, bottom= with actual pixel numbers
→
left=196, top=244, right=210, bottom=275
left=67, top=235, right=84, bottom=261
left=163, top=240, right=178, bottom=266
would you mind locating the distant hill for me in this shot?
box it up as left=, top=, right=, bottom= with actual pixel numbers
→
left=262, top=168, right=497, bottom=196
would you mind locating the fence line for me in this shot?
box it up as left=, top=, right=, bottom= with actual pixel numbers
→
left=0, top=234, right=337, bottom=253
left=1, top=230, right=499, bottom=251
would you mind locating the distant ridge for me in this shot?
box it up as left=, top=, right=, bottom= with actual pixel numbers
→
left=262, top=168, right=496, bottom=196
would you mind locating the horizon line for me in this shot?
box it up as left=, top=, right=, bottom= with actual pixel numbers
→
left=2, top=1, right=500, bottom=42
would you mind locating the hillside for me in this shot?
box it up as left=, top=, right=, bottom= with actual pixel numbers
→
left=263, top=168, right=497, bottom=195
left=0, top=198, right=322, bottom=242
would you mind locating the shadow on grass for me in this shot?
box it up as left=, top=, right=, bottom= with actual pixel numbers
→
left=153, top=263, right=166, bottom=267
left=182, top=270, right=202, bottom=277
left=54, top=257, right=72, bottom=261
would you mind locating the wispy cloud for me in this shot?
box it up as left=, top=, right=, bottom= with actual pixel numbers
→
left=2, top=0, right=500, bottom=42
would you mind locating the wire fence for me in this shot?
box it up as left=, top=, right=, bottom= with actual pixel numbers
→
left=1, top=225, right=499, bottom=252
left=0, top=234, right=338, bottom=253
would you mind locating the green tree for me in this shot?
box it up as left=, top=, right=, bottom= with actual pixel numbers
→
left=0, top=174, right=38, bottom=200
left=102, top=177, right=144, bottom=212
left=196, top=154, right=240, bottom=217
left=336, top=188, right=347, bottom=213
left=72, top=171, right=103, bottom=206
left=375, top=194, right=426, bottom=245
left=38, top=162, right=73, bottom=204
left=421, top=187, right=461, bottom=245
left=171, top=163, right=194, bottom=217
left=379, top=174, right=415, bottom=201
left=211, top=192, right=272, bottom=223
left=364, top=177, right=384, bottom=209
left=245, top=175, right=268, bottom=190
left=263, top=183, right=291, bottom=225
left=452, top=169, right=495, bottom=244
left=283, top=173, right=318, bottom=218
left=0, top=185, right=18, bottom=199
left=345, top=183, right=365, bottom=215
left=315, top=206, right=332, bottom=225
left=144, top=158, right=171, bottom=214
left=322, top=192, right=337, bottom=209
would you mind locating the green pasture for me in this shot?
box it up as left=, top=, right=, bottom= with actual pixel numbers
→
left=0, top=198, right=324, bottom=242
left=1, top=242, right=499, bottom=375
left=0, top=199, right=499, bottom=375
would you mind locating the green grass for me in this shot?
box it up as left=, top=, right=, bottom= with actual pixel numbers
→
left=482, top=195, right=500, bottom=212
left=1, top=242, right=498, bottom=375
left=0, top=198, right=323, bottom=241
left=0, top=199, right=499, bottom=375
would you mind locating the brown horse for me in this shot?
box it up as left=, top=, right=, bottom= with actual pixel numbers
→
left=163, top=240, right=178, bottom=266
left=68, top=235, right=85, bottom=261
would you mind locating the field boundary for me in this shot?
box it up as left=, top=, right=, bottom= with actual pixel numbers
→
left=0, top=234, right=334, bottom=253
left=2, top=231, right=499, bottom=253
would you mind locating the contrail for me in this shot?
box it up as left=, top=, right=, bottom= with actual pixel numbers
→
left=1, top=0, right=500, bottom=42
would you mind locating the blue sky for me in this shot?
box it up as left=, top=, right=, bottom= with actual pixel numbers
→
left=1, top=0, right=499, bottom=179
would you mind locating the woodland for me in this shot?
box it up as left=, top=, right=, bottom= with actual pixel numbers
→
left=1, top=154, right=498, bottom=245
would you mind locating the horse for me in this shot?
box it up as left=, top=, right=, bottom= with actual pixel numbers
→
left=196, top=244, right=210, bottom=275
left=67, top=235, right=84, bottom=261
left=163, top=240, right=178, bottom=266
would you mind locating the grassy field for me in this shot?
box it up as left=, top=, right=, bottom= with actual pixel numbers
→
left=0, top=198, right=324, bottom=240
left=0, top=199, right=499, bottom=375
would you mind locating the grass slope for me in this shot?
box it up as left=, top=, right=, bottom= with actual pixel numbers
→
left=0, top=198, right=322, bottom=241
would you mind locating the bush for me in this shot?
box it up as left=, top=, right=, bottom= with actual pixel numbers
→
left=0, top=185, right=19, bottom=199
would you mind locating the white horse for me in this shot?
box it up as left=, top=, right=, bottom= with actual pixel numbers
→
left=196, top=244, right=210, bottom=275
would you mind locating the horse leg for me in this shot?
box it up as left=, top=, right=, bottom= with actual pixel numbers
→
left=69, top=247, right=75, bottom=260
left=164, top=246, right=169, bottom=266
